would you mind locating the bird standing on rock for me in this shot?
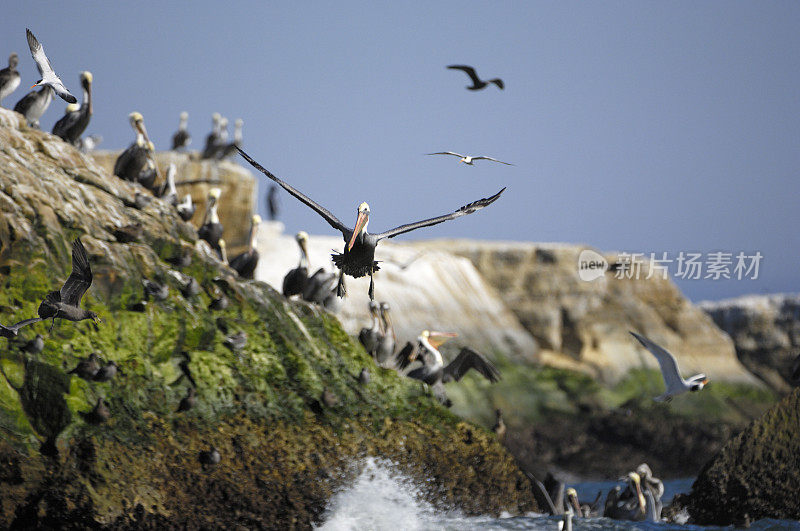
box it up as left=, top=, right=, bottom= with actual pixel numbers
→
left=198, top=188, right=223, bottom=254
left=38, top=238, right=100, bottom=331
left=81, top=397, right=110, bottom=425
left=114, top=112, right=156, bottom=186
left=171, top=111, right=191, bottom=150
left=358, top=301, right=381, bottom=357
left=93, top=361, right=118, bottom=382
left=67, top=352, right=101, bottom=380
left=282, top=232, right=309, bottom=297
left=51, top=71, right=92, bottom=145
left=229, top=215, right=261, bottom=279
left=177, top=387, right=196, bottom=412
left=201, top=113, right=222, bottom=159
left=0, top=53, right=21, bottom=107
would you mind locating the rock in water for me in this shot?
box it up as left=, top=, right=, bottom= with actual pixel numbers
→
left=688, top=388, right=800, bottom=524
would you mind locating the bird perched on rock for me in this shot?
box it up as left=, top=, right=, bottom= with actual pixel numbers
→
left=218, top=239, right=229, bottom=265
left=0, top=317, right=41, bottom=338
left=114, top=112, right=156, bottom=186
left=358, top=301, right=381, bottom=357
left=357, top=368, right=370, bottom=385
left=160, top=163, right=179, bottom=206
left=209, top=293, right=228, bottom=311
left=171, top=111, right=191, bottom=150
left=283, top=232, right=310, bottom=297
left=81, top=397, right=110, bottom=425
left=629, top=332, right=709, bottom=401
left=395, top=331, right=501, bottom=406
left=229, top=215, right=261, bottom=279
left=177, top=387, right=196, bottom=412
left=374, top=302, right=396, bottom=367
left=51, top=71, right=92, bottom=145
left=25, top=28, right=76, bottom=103
left=223, top=331, right=247, bottom=352
left=0, top=53, right=21, bottom=107
left=93, top=361, right=119, bottom=382
left=492, top=408, right=506, bottom=442
left=447, top=65, right=504, bottom=90
left=13, top=85, right=53, bottom=128
left=67, top=352, right=101, bottom=380
left=38, top=238, right=100, bottom=331
left=201, top=113, right=222, bottom=159
left=198, top=188, right=223, bottom=254
left=199, top=446, right=221, bottom=465
left=176, top=194, right=196, bottom=222
left=218, top=118, right=243, bottom=160
left=77, top=134, right=102, bottom=153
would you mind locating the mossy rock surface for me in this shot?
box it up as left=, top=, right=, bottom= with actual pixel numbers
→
left=0, top=109, right=535, bottom=528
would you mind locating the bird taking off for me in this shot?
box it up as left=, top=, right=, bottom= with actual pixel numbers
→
left=26, top=29, right=76, bottom=103
left=629, top=332, right=709, bottom=401
left=447, top=65, right=504, bottom=90
left=427, top=152, right=513, bottom=166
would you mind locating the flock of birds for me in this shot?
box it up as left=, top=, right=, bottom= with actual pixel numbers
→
left=0, top=28, right=717, bottom=525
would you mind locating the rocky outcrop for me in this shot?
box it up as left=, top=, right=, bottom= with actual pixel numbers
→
left=90, top=150, right=256, bottom=254
left=0, top=108, right=536, bottom=527
left=413, top=240, right=757, bottom=384
left=688, top=388, right=800, bottom=524
left=700, top=294, right=800, bottom=392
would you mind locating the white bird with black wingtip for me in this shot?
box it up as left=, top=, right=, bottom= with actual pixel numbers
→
left=629, top=331, right=709, bottom=401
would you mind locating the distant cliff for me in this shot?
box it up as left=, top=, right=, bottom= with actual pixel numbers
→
left=700, top=293, right=800, bottom=392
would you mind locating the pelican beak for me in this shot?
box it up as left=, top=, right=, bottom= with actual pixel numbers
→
left=428, top=331, right=457, bottom=349
left=630, top=473, right=645, bottom=514
left=347, top=210, right=369, bottom=251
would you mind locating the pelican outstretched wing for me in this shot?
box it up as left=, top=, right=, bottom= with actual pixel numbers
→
left=375, top=188, right=505, bottom=240
left=237, top=147, right=348, bottom=234
left=442, top=347, right=501, bottom=383
left=447, top=65, right=481, bottom=85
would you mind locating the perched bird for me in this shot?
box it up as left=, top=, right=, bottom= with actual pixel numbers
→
left=25, top=29, right=77, bottom=103
left=142, top=279, right=169, bottom=302
left=112, top=222, right=142, bottom=243
left=218, top=118, right=242, bottom=159
left=302, top=268, right=337, bottom=305
left=237, top=147, right=505, bottom=300
left=223, top=331, right=247, bottom=352
left=160, top=163, right=179, bottom=206
left=179, top=276, right=201, bottom=298
left=38, top=238, right=100, bottom=331
left=282, top=232, right=310, bottom=297
left=492, top=408, right=506, bottom=442
left=176, top=194, right=196, bottom=222
left=199, top=446, right=221, bottom=465
left=358, top=301, right=381, bottom=357
left=229, top=215, right=261, bottom=279
left=321, top=388, right=339, bottom=408
left=374, top=302, right=396, bottom=367
left=76, top=134, right=103, bottom=153
left=201, top=113, right=222, bottom=159
left=267, top=184, right=279, bottom=221
left=51, top=71, right=92, bottom=145
left=114, top=112, right=156, bottom=186
left=604, top=472, right=647, bottom=522
left=13, top=85, right=53, bottom=128
left=0, top=53, right=21, bottom=107
left=209, top=294, right=228, bottom=311
left=0, top=317, right=42, bottom=338
left=177, top=387, right=196, bottom=412
left=358, top=368, right=370, bottom=385
left=167, top=249, right=192, bottom=269
left=171, top=111, right=191, bottom=150
left=629, top=332, right=709, bottom=401
left=565, top=488, right=602, bottom=518
left=81, top=397, right=110, bottom=425
left=426, top=151, right=513, bottom=166
left=22, top=334, right=45, bottom=354
left=395, top=331, right=501, bottom=406
left=93, top=361, right=118, bottom=382
left=635, top=463, right=664, bottom=521
left=447, top=65, right=504, bottom=90
left=198, top=188, right=223, bottom=253
left=68, top=352, right=101, bottom=380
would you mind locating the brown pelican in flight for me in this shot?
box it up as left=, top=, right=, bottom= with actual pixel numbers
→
left=236, top=147, right=505, bottom=300
left=629, top=332, right=709, bottom=401
left=26, top=29, right=77, bottom=103
left=395, top=330, right=501, bottom=405
left=427, top=152, right=513, bottom=166
left=447, top=65, right=504, bottom=90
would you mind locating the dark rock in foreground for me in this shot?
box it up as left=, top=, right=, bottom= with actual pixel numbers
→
left=688, top=388, right=800, bottom=524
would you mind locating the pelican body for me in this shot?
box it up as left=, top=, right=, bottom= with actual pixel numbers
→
left=172, top=111, right=191, bottom=150
left=237, top=147, right=505, bottom=300
left=13, top=85, right=53, bottom=128
left=0, top=53, right=21, bottom=107
left=52, top=71, right=92, bottom=145
left=282, top=231, right=309, bottom=296
left=114, top=112, right=156, bottom=187
left=229, top=215, right=261, bottom=279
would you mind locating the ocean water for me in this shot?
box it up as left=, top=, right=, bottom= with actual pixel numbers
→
left=316, top=458, right=800, bottom=531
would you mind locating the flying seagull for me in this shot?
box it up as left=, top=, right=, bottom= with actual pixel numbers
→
left=427, top=152, right=513, bottom=166
left=26, top=28, right=77, bottom=103
left=38, top=238, right=100, bottom=331
left=629, top=331, right=709, bottom=401
left=447, top=65, right=504, bottom=90
left=236, top=147, right=505, bottom=300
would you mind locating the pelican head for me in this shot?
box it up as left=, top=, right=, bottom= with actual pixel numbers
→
left=80, top=71, right=93, bottom=86
left=129, top=112, right=149, bottom=144
left=420, top=330, right=457, bottom=349
left=347, top=202, right=370, bottom=251
left=212, top=112, right=221, bottom=123
left=689, top=374, right=709, bottom=392
left=566, top=488, right=581, bottom=514
left=295, top=231, right=309, bottom=264
left=368, top=300, right=379, bottom=314
left=251, top=214, right=262, bottom=225
left=180, top=111, right=188, bottom=121
left=208, top=187, right=222, bottom=204
left=64, top=103, right=79, bottom=113
left=379, top=302, right=390, bottom=313
left=8, top=53, right=18, bottom=69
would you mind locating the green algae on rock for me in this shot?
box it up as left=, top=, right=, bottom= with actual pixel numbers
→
left=0, top=108, right=536, bottom=527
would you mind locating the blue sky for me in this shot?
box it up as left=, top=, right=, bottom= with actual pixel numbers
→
left=2, top=2, right=798, bottom=300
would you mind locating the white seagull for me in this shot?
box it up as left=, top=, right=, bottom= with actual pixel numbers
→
left=26, top=28, right=77, bottom=104
left=630, top=331, right=709, bottom=402
left=427, top=151, right=513, bottom=166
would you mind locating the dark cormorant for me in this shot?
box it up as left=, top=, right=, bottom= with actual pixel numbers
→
left=37, top=238, right=100, bottom=331
left=282, top=231, right=309, bottom=297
